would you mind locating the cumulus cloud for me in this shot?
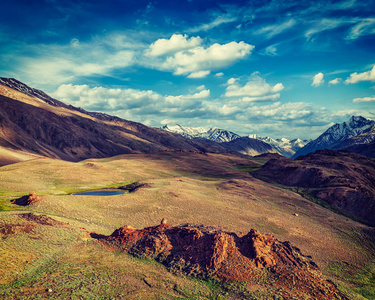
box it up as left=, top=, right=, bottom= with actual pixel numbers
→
left=224, top=74, right=284, bottom=101
left=244, top=102, right=314, bottom=120
left=162, top=41, right=253, bottom=77
left=53, top=84, right=161, bottom=111
left=328, top=78, right=342, bottom=85
left=145, top=34, right=202, bottom=56
left=345, top=65, right=375, bottom=84
left=144, top=35, right=254, bottom=78
left=311, top=72, right=324, bottom=87
left=52, top=84, right=209, bottom=114
left=51, top=83, right=357, bottom=140
left=187, top=71, right=211, bottom=78
left=353, top=96, right=375, bottom=103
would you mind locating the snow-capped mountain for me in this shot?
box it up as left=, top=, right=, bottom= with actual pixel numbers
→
left=162, top=124, right=240, bottom=143
left=293, top=116, right=375, bottom=158
left=161, top=124, right=308, bottom=157
left=250, top=135, right=309, bottom=158
left=162, top=124, right=279, bottom=156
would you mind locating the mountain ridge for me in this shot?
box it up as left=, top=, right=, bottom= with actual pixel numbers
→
left=293, top=116, right=375, bottom=158
left=255, top=149, right=375, bottom=226
left=162, top=124, right=309, bottom=157
left=0, top=78, right=228, bottom=165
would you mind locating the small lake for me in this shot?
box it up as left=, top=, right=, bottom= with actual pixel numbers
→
left=74, top=190, right=125, bottom=196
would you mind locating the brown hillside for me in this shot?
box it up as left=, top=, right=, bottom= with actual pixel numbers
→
left=0, top=84, right=227, bottom=164
left=254, top=149, right=375, bottom=226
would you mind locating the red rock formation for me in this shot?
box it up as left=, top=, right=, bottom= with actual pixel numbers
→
left=11, top=192, right=43, bottom=206
left=98, top=222, right=349, bottom=299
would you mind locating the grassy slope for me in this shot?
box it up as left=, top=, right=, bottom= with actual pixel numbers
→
left=0, top=152, right=374, bottom=299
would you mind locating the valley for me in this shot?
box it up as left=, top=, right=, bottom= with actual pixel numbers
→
left=0, top=151, right=374, bottom=299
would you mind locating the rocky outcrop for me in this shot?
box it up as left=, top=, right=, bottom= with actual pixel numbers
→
left=96, top=221, right=348, bottom=299
left=11, top=193, right=43, bottom=206
left=118, top=182, right=151, bottom=193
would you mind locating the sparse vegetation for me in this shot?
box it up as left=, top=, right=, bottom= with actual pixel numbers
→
left=0, top=152, right=373, bottom=299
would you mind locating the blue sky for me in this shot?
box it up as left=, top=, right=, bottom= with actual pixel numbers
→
left=1, top=0, right=375, bottom=139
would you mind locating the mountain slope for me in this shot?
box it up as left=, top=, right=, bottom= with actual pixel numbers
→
left=255, top=149, right=375, bottom=226
left=0, top=78, right=227, bottom=165
left=253, top=135, right=309, bottom=158
left=293, top=116, right=375, bottom=158
left=332, top=129, right=375, bottom=157
left=220, top=136, right=279, bottom=156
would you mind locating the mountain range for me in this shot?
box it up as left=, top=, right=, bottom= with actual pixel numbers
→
left=162, top=124, right=309, bottom=157
left=162, top=117, right=374, bottom=159
left=0, top=77, right=373, bottom=167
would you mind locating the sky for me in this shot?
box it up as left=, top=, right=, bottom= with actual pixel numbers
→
left=1, top=0, right=375, bottom=140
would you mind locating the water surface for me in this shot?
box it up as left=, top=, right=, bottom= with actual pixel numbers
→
left=74, top=190, right=125, bottom=196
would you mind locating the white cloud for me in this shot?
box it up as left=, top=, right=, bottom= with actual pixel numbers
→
left=165, top=89, right=210, bottom=103
left=70, top=38, right=80, bottom=48
left=53, top=84, right=160, bottom=110
left=224, top=74, right=284, bottom=101
left=162, top=41, right=254, bottom=77
left=311, top=72, right=324, bottom=87
left=328, top=78, right=342, bottom=85
left=305, top=19, right=350, bottom=41
left=264, top=45, right=278, bottom=56
left=345, top=65, right=375, bottom=84
left=244, top=102, right=314, bottom=120
left=227, top=78, right=238, bottom=85
left=242, top=94, right=281, bottom=102
left=188, top=15, right=237, bottom=33
left=52, top=84, right=209, bottom=113
left=215, top=72, right=224, bottom=77
left=51, top=83, right=361, bottom=140
left=187, top=71, right=211, bottom=78
left=13, top=34, right=137, bottom=86
left=353, top=96, right=375, bottom=103
left=145, top=34, right=202, bottom=56
left=346, top=18, right=375, bottom=40
left=255, top=19, right=296, bottom=38
left=331, top=109, right=375, bottom=120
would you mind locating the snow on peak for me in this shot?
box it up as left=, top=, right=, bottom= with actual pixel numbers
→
left=162, top=124, right=239, bottom=143
left=293, top=116, right=375, bottom=158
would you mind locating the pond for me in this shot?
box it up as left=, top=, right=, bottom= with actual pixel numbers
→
left=74, top=190, right=125, bottom=196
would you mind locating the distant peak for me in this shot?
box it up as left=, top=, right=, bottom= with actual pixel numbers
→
left=348, top=115, right=367, bottom=123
